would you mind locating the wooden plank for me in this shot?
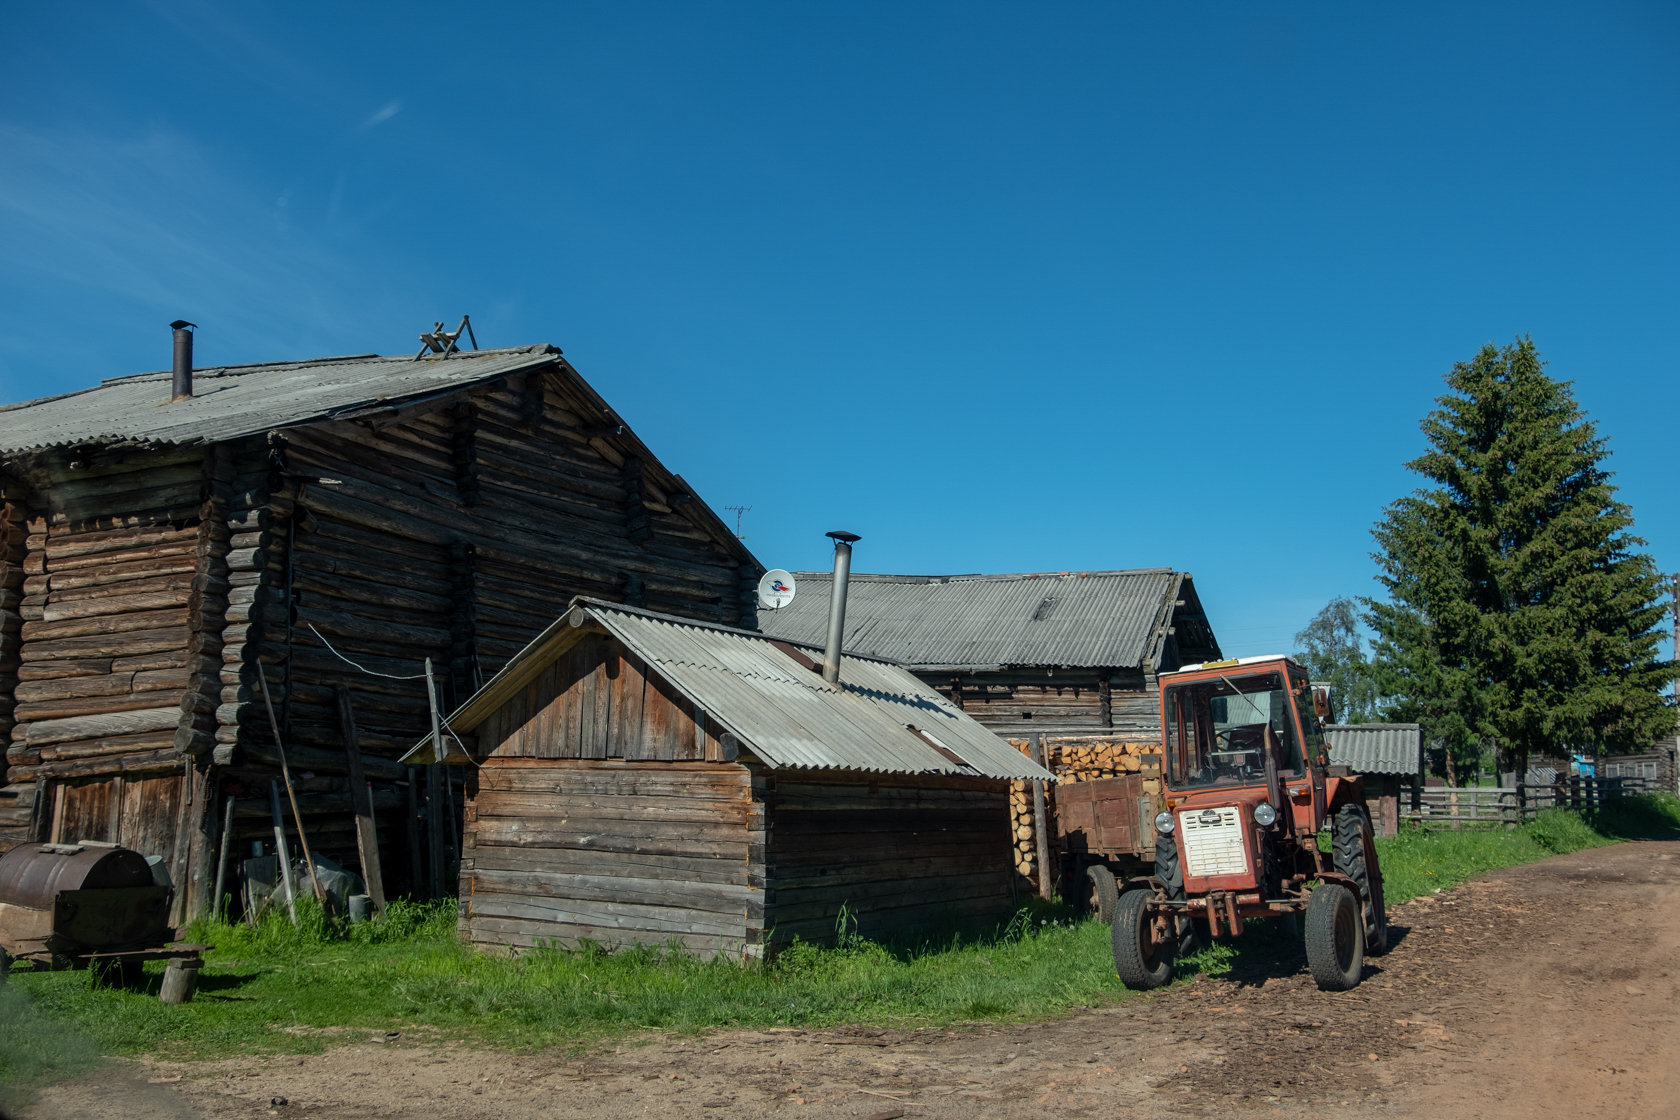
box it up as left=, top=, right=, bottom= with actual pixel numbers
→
left=590, top=642, right=616, bottom=760
left=337, top=684, right=386, bottom=915
left=468, top=890, right=746, bottom=938
left=471, top=810, right=750, bottom=844
left=609, top=647, right=646, bottom=762
left=467, top=915, right=739, bottom=954
left=471, top=825, right=747, bottom=860
left=474, top=791, right=750, bottom=825
left=470, top=868, right=753, bottom=916
left=470, top=845, right=749, bottom=885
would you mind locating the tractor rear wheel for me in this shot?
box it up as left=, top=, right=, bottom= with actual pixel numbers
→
left=1304, top=883, right=1364, bottom=991
left=1112, top=888, right=1172, bottom=990
left=1331, top=803, right=1389, bottom=955
left=1154, top=833, right=1210, bottom=954
left=1086, top=864, right=1119, bottom=925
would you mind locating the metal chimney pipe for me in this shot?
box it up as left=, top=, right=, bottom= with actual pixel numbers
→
left=170, top=320, right=197, bottom=402
left=821, top=531, right=860, bottom=685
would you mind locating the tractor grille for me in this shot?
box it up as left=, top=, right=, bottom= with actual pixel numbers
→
left=1179, top=806, right=1248, bottom=878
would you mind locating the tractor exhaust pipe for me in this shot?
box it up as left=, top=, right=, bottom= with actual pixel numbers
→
left=821, top=531, right=860, bottom=685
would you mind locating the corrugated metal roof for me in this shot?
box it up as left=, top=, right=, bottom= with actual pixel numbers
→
left=0, top=346, right=558, bottom=454
left=1326, top=724, right=1422, bottom=775
left=416, top=598, right=1051, bottom=781
left=754, top=569, right=1182, bottom=670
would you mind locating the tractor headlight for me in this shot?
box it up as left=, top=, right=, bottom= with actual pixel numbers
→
left=1253, top=802, right=1278, bottom=827
left=1154, top=810, right=1175, bottom=835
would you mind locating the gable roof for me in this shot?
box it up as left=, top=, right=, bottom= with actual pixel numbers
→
left=407, top=597, right=1053, bottom=781
left=0, top=346, right=562, bottom=455
left=754, top=569, right=1217, bottom=671
left=1326, top=723, right=1422, bottom=776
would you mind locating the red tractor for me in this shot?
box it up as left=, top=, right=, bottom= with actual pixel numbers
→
left=1112, top=655, right=1387, bottom=992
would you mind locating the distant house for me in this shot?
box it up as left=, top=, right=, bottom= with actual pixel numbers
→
left=756, top=568, right=1221, bottom=893
left=0, top=334, right=762, bottom=922
left=1324, top=723, right=1421, bottom=837
left=404, top=598, right=1051, bottom=956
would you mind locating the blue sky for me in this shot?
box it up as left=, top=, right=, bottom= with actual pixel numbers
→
left=2, top=2, right=1676, bottom=657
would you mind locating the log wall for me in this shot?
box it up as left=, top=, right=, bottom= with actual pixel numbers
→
left=0, top=355, right=763, bottom=923
left=461, top=757, right=756, bottom=955
left=944, top=668, right=1161, bottom=737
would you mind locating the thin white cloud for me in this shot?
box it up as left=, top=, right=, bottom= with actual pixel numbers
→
left=0, top=122, right=428, bottom=390
left=361, top=100, right=402, bottom=130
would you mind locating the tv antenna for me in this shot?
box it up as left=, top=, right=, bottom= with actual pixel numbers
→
left=725, top=505, right=751, bottom=540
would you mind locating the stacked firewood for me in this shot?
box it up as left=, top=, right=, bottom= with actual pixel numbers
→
left=1005, top=737, right=1162, bottom=884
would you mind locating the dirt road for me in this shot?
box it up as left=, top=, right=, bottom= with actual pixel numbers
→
left=15, top=841, right=1680, bottom=1120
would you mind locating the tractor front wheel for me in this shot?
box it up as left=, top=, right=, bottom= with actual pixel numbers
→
left=1304, top=883, right=1364, bottom=991
left=1332, top=803, right=1389, bottom=955
left=1112, top=889, right=1173, bottom=990
left=1155, top=833, right=1210, bottom=954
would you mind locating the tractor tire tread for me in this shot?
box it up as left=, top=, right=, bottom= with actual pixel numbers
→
left=1331, top=803, right=1389, bottom=955
left=1304, top=882, right=1364, bottom=991
left=1112, top=888, right=1173, bottom=990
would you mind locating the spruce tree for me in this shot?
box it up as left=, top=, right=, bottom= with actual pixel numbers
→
left=1367, top=338, right=1673, bottom=778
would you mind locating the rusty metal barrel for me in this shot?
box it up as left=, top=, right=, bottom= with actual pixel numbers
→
left=0, top=842, right=171, bottom=959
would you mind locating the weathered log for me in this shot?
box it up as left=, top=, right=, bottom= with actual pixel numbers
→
left=294, top=604, right=450, bottom=654
left=17, top=627, right=191, bottom=662
left=44, top=556, right=201, bottom=592
left=41, top=587, right=194, bottom=622
left=20, top=705, right=182, bottom=746
left=14, top=689, right=186, bottom=723
left=38, top=730, right=177, bottom=761
left=8, top=746, right=185, bottom=781
left=22, top=607, right=189, bottom=643
left=18, top=659, right=113, bottom=681
left=239, top=737, right=406, bottom=782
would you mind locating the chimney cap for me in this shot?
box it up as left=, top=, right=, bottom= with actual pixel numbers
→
left=170, top=320, right=196, bottom=331
left=826, top=530, right=861, bottom=543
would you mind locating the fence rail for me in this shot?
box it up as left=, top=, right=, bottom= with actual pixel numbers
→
left=1400, top=776, right=1655, bottom=828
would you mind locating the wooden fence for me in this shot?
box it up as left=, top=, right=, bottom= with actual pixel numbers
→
left=1401, top=776, right=1655, bottom=829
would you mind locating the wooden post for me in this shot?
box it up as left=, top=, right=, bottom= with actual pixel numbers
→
left=213, top=795, right=236, bottom=920
left=1030, top=733, right=1053, bottom=900
left=49, top=782, right=66, bottom=844
left=269, top=781, right=298, bottom=926
left=336, top=684, right=386, bottom=915
left=406, top=767, right=422, bottom=896
left=257, top=669, right=326, bottom=903
left=424, top=658, right=445, bottom=899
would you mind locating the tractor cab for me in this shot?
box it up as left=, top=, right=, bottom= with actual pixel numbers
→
left=1109, top=655, right=1388, bottom=994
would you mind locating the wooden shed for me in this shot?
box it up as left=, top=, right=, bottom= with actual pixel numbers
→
left=0, top=335, right=763, bottom=923
left=755, top=569, right=1222, bottom=891
left=404, top=598, right=1053, bottom=956
left=1324, top=723, right=1422, bottom=837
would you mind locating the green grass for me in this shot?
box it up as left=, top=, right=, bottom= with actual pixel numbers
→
left=4, top=791, right=1677, bottom=1108
left=0, top=895, right=1132, bottom=1103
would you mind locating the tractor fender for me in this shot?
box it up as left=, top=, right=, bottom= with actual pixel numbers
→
left=1316, top=871, right=1367, bottom=905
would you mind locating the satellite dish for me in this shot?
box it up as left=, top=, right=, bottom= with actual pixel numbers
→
left=758, top=569, right=797, bottom=610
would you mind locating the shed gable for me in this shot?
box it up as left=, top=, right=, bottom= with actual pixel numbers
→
left=476, top=632, right=731, bottom=763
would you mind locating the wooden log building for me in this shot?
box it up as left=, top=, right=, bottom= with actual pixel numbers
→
left=0, top=335, right=763, bottom=924
left=401, top=597, right=1052, bottom=956
left=755, top=569, right=1222, bottom=892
